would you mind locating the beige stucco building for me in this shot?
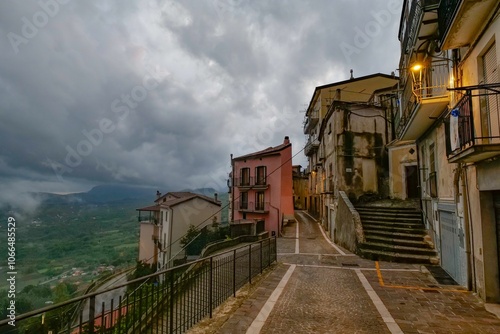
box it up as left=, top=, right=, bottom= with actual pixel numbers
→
left=137, top=191, right=221, bottom=269
left=395, top=0, right=500, bottom=301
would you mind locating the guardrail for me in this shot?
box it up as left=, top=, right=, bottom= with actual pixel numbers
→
left=0, top=238, right=277, bottom=334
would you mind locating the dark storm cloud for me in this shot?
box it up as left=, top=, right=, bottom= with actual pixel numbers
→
left=0, top=0, right=402, bottom=209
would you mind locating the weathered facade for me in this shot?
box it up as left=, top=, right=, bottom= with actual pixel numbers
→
left=396, top=0, right=500, bottom=300
left=303, top=74, right=399, bottom=237
left=292, top=165, right=309, bottom=210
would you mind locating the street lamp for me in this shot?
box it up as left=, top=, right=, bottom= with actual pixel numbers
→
left=410, top=62, right=424, bottom=98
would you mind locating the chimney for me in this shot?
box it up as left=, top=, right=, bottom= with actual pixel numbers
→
left=156, top=190, right=161, bottom=200
left=284, top=136, right=290, bottom=144
left=214, top=193, right=218, bottom=202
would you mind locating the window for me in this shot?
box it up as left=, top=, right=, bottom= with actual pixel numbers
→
left=420, top=145, right=427, bottom=195
left=240, top=167, right=250, bottom=186
left=255, top=166, right=267, bottom=185
left=255, top=192, right=265, bottom=211
left=429, top=143, right=437, bottom=198
left=240, top=192, right=248, bottom=209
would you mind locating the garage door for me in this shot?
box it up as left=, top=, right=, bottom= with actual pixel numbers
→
left=439, top=206, right=467, bottom=286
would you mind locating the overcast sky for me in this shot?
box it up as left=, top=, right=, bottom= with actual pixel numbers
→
left=0, top=0, right=402, bottom=209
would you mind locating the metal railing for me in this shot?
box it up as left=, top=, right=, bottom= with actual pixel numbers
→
left=235, top=176, right=268, bottom=188
left=438, top=0, right=460, bottom=45
left=396, top=60, right=450, bottom=138
left=303, top=109, right=319, bottom=134
left=0, top=238, right=277, bottom=334
left=412, top=60, right=450, bottom=100
left=401, top=0, right=440, bottom=54
left=445, top=88, right=500, bottom=156
left=236, top=201, right=270, bottom=213
left=304, top=137, right=320, bottom=156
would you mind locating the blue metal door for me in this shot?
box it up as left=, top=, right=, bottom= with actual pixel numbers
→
left=440, top=209, right=467, bottom=286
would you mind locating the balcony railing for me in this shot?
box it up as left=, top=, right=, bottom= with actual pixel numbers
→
left=235, top=176, right=269, bottom=189
left=446, top=87, right=500, bottom=163
left=396, top=60, right=450, bottom=140
left=236, top=201, right=270, bottom=213
left=0, top=239, right=277, bottom=334
left=438, top=0, right=460, bottom=46
left=303, top=109, right=319, bottom=134
left=412, top=60, right=450, bottom=101
left=138, top=216, right=158, bottom=224
left=401, top=0, right=440, bottom=54
left=304, top=137, right=320, bottom=156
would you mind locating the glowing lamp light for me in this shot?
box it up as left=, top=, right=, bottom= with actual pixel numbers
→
left=411, top=63, right=422, bottom=72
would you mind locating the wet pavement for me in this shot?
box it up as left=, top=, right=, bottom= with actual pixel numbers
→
left=188, top=211, right=500, bottom=334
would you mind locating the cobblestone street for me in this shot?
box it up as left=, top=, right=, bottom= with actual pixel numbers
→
left=188, top=211, right=500, bottom=334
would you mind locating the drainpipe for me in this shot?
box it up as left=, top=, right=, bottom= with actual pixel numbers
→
left=169, top=208, right=173, bottom=268
left=230, top=154, right=234, bottom=223
left=463, top=165, right=476, bottom=291
left=270, top=203, right=280, bottom=237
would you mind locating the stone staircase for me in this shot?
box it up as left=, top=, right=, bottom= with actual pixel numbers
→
left=356, top=205, right=439, bottom=264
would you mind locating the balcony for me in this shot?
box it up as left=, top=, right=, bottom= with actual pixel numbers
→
left=235, top=176, right=269, bottom=189
left=137, top=216, right=158, bottom=224
left=401, top=0, right=440, bottom=55
left=237, top=201, right=270, bottom=213
left=304, top=137, right=320, bottom=156
left=396, top=60, right=451, bottom=141
left=438, top=0, right=498, bottom=50
left=446, top=86, right=500, bottom=163
left=303, top=109, right=319, bottom=134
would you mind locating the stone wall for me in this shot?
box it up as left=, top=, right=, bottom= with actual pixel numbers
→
left=334, top=191, right=365, bottom=253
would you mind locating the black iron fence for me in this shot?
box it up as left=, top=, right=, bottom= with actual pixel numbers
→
left=445, top=87, right=500, bottom=157
left=0, top=238, right=277, bottom=334
left=438, top=0, right=460, bottom=45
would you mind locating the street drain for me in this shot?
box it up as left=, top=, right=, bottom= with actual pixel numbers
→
left=341, top=263, right=359, bottom=267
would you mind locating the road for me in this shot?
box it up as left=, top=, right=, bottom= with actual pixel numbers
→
left=206, top=210, right=500, bottom=334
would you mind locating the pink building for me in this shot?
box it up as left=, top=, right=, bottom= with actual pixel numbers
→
left=229, top=136, right=294, bottom=236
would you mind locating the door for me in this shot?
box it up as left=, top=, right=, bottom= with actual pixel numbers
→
left=405, top=165, right=419, bottom=199
left=494, top=191, right=500, bottom=288
left=439, top=208, right=467, bottom=286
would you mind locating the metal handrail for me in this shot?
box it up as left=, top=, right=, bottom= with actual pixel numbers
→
left=0, top=238, right=277, bottom=333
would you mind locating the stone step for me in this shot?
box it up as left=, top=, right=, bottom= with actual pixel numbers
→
left=357, top=210, right=422, bottom=220
left=363, top=229, right=426, bottom=241
left=356, top=205, right=418, bottom=211
left=361, top=219, right=424, bottom=228
left=365, top=235, right=431, bottom=248
left=359, top=241, right=437, bottom=256
left=362, top=224, right=426, bottom=234
left=356, top=207, right=420, bottom=215
left=357, top=248, right=439, bottom=264
left=358, top=214, right=422, bottom=221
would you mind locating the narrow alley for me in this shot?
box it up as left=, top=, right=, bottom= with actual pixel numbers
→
left=190, top=211, right=500, bottom=334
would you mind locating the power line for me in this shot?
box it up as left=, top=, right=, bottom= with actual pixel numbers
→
left=142, top=144, right=306, bottom=268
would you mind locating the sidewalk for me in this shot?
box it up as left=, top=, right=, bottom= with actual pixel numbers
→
left=188, top=212, right=500, bottom=334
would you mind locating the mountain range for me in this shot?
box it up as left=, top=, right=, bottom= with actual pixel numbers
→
left=30, top=184, right=223, bottom=205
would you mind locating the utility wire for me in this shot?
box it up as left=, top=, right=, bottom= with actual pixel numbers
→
left=140, top=144, right=306, bottom=267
